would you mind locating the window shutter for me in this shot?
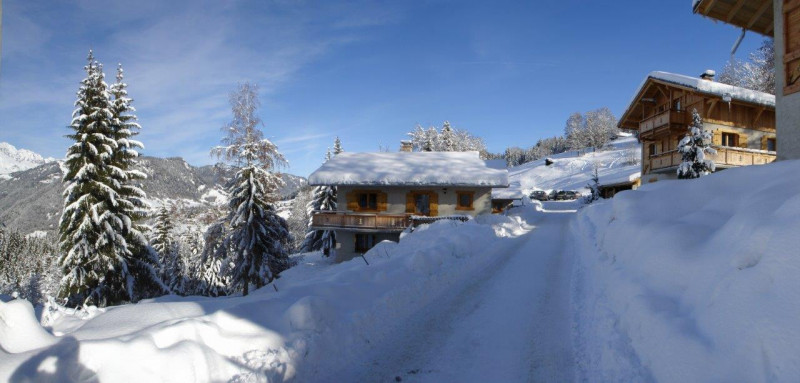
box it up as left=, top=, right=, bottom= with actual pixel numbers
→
left=346, top=191, right=358, bottom=211
left=738, top=133, right=748, bottom=148
left=712, top=130, right=722, bottom=146
left=406, top=192, right=415, bottom=214
left=784, top=0, right=800, bottom=95
left=377, top=191, right=388, bottom=212
left=429, top=192, right=439, bottom=217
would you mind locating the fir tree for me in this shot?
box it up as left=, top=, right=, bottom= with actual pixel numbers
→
left=333, top=136, right=344, bottom=155
left=209, top=82, right=291, bottom=296
left=585, top=164, right=601, bottom=203
left=301, top=139, right=340, bottom=255
left=677, top=109, right=717, bottom=179
left=58, top=51, right=164, bottom=307
left=151, top=205, right=184, bottom=291
left=440, top=121, right=455, bottom=151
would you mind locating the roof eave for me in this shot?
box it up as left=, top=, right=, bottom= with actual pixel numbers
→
left=693, top=0, right=774, bottom=37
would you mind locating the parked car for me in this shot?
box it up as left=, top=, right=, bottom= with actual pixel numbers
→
left=530, top=190, right=549, bottom=201
left=551, top=190, right=580, bottom=201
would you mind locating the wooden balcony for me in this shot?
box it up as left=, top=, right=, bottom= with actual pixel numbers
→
left=639, top=110, right=687, bottom=134
left=648, top=146, right=776, bottom=173
left=310, top=211, right=411, bottom=232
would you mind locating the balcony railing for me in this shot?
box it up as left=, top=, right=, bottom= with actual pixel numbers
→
left=310, top=211, right=411, bottom=232
left=639, top=109, right=687, bottom=134
left=648, top=146, right=776, bottom=172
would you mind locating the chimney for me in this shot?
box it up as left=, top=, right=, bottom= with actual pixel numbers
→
left=700, top=69, right=716, bottom=81
left=400, top=140, right=413, bottom=152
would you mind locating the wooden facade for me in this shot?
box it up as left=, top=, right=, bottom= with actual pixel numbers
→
left=619, top=73, right=776, bottom=176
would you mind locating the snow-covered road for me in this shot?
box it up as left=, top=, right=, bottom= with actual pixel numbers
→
left=327, top=203, right=578, bottom=382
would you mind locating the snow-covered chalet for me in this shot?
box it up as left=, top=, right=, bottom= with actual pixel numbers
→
left=619, top=70, right=776, bottom=183
left=307, top=151, right=509, bottom=261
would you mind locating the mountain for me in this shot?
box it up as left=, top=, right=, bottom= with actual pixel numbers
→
left=0, top=155, right=307, bottom=234
left=0, top=142, right=56, bottom=177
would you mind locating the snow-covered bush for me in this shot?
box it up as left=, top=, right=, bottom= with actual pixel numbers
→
left=677, top=109, right=716, bottom=179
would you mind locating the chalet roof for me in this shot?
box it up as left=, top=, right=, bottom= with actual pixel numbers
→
left=492, top=181, right=523, bottom=200
left=308, top=151, right=509, bottom=187
left=598, top=170, right=641, bottom=188
left=692, top=0, right=773, bottom=37
left=620, top=71, right=775, bottom=129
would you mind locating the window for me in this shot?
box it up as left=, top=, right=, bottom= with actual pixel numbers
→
left=648, top=143, right=656, bottom=156
left=355, top=234, right=376, bottom=253
left=767, top=138, right=777, bottom=152
left=674, top=99, right=681, bottom=111
left=358, top=192, right=378, bottom=211
left=456, top=191, right=474, bottom=210
left=721, top=133, right=738, bottom=147
left=414, top=193, right=430, bottom=216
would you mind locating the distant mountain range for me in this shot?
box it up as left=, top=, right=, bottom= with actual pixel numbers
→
left=0, top=143, right=307, bottom=234
left=0, top=142, right=56, bottom=177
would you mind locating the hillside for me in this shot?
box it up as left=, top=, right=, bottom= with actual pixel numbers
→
left=0, top=150, right=307, bottom=234
left=506, top=135, right=641, bottom=196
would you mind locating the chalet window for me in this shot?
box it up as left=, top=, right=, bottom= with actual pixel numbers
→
left=648, top=143, right=656, bottom=156
left=358, top=192, right=378, bottom=210
left=674, top=100, right=681, bottom=111
left=346, top=190, right=387, bottom=212
left=406, top=191, right=438, bottom=216
left=355, top=234, right=376, bottom=253
left=414, top=193, right=431, bottom=215
left=456, top=191, right=475, bottom=210
left=721, top=133, right=738, bottom=147
left=768, top=138, right=777, bottom=152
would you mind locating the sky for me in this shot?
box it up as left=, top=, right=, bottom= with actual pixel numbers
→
left=0, top=0, right=766, bottom=177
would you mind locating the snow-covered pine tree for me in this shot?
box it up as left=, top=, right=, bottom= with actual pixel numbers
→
left=108, top=61, right=164, bottom=300
left=301, top=139, right=339, bottom=255
left=209, top=82, right=291, bottom=296
left=440, top=121, right=455, bottom=151
left=333, top=136, right=344, bottom=155
left=585, top=164, right=601, bottom=203
left=677, top=109, right=717, bottom=179
left=151, top=205, right=185, bottom=291
left=59, top=51, right=164, bottom=307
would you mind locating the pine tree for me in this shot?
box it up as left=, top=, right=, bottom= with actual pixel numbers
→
left=209, top=82, right=291, bottom=296
left=585, top=164, right=601, bottom=203
left=333, top=136, right=344, bottom=155
left=678, top=109, right=717, bottom=179
left=440, top=121, right=455, bottom=151
left=58, top=51, right=164, bottom=307
left=301, top=140, right=339, bottom=255
left=151, top=205, right=184, bottom=291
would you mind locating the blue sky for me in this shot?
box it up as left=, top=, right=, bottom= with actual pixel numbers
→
left=0, top=0, right=765, bottom=177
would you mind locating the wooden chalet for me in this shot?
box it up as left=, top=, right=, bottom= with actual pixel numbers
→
left=693, top=0, right=800, bottom=160
left=307, top=151, right=508, bottom=261
left=619, top=71, right=776, bottom=181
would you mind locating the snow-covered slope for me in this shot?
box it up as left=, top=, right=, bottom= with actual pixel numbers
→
left=0, top=142, right=55, bottom=177
left=573, top=160, right=800, bottom=381
left=507, top=135, right=641, bottom=195
left=0, top=214, right=530, bottom=381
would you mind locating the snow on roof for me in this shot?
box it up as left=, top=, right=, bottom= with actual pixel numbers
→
left=492, top=181, right=523, bottom=200
left=628, top=71, right=775, bottom=113
left=598, top=170, right=641, bottom=188
left=308, top=151, right=509, bottom=187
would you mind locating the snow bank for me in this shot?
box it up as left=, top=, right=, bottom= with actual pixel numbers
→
left=572, top=160, right=800, bottom=382
left=0, top=214, right=529, bottom=381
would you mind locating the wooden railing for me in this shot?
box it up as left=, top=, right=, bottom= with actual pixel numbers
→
left=639, top=110, right=687, bottom=133
left=310, top=212, right=411, bottom=232
left=649, top=146, right=776, bottom=172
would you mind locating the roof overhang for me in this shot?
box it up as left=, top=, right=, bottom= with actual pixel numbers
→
left=693, top=0, right=774, bottom=37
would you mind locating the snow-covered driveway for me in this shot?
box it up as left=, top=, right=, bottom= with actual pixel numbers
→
left=328, top=202, right=578, bottom=382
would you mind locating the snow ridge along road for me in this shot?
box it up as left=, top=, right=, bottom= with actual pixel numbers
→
left=329, top=202, right=578, bottom=382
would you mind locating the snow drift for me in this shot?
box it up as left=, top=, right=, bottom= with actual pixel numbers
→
left=572, top=160, right=800, bottom=382
left=0, top=214, right=529, bottom=382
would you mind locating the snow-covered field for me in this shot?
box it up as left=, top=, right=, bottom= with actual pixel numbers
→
left=508, top=135, right=641, bottom=195
left=572, top=160, right=800, bottom=381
